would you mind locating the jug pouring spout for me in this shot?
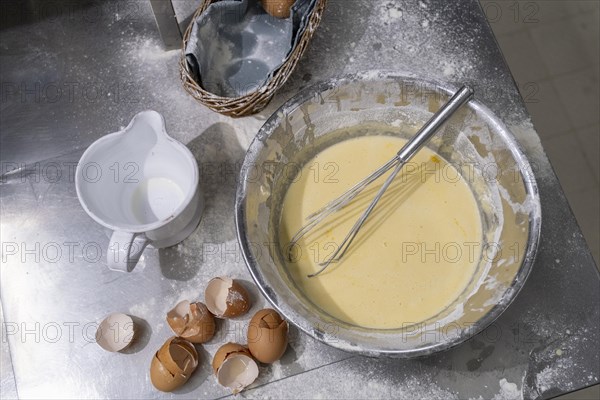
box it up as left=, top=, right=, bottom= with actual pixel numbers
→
left=116, top=110, right=168, bottom=150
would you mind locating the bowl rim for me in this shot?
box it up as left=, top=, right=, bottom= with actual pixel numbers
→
left=235, top=72, right=542, bottom=357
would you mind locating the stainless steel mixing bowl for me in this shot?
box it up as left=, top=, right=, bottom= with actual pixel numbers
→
left=235, top=73, right=542, bottom=357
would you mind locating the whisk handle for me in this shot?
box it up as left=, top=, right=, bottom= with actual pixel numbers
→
left=397, top=86, right=474, bottom=162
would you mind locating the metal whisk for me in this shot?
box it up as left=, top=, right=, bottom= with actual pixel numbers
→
left=289, top=86, right=474, bottom=278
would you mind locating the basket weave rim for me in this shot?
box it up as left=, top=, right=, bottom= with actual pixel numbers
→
left=179, top=0, right=328, bottom=116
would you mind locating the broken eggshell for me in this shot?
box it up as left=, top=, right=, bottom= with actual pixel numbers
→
left=261, top=0, right=295, bottom=18
left=167, top=300, right=216, bottom=343
left=205, top=277, right=251, bottom=318
left=95, top=313, right=135, bottom=352
left=212, top=343, right=259, bottom=394
left=150, top=337, right=199, bottom=392
left=247, top=308, right=289, bottom=363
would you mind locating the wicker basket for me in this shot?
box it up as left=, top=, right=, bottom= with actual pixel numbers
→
left=180, top=0, right=327, bottom=117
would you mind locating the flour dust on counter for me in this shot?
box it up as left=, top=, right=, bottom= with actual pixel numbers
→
left=468, top=378, right=521, bottom=400
left=108, top=33, right=265, bottom=147
left=243, top=363, right=461, bottom=400
left=322, top=0, right=531, bottom=129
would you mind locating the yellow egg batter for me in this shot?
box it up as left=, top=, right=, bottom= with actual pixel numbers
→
left=279, top=135, right=482, bottom=329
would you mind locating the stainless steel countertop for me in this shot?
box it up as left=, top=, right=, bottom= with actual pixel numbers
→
left=1, top=0, right=598, bottom=399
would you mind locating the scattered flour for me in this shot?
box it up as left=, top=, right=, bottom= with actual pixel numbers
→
left=469, top=379, right=522, bottom=400
left=128, top=297, right=157, bottom=316
left=536, top=358, right=575, bottom=394
left=388, top=8, right=403, bottom=20
left=442, top=62, right=455, bottom=77
left=251, top=370, right=459, bottom=400
left=380, top=2, right=403, bottom=23
left=393, top=377, right=459, bottom=400
left=494, top=378, right=521, bottom=400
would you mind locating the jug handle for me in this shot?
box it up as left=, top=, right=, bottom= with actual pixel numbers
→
left=108, top=231, right=149, bottom=272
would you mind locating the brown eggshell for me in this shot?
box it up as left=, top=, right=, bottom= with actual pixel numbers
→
left=156, top=337, right=197, bottom=373
left=261, top=0, right=295, bottom=18
left=167, top=301, right=216, bottom=343
left=212, top=342, right=252, bottom=375
left=247, top=309, right=289, bottom=364
left=150, top=355, right=188, bottom=392
left=150, top=337, right=199, bottom=392
left=205, top=277, right=251, bottom=318
left=216, top=354, right=259, bottom=394
left=95, top=313, right=135, bottom=352
left=224, top=280, right=251, bottom=317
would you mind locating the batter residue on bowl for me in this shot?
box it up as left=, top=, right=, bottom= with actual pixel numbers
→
left=279, top=134, right=483, bottom=329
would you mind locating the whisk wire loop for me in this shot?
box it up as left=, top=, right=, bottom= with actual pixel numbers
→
left=287, top=86, right=474, bottom=277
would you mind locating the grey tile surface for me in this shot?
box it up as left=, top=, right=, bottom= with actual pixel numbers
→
left=521, top=79, right=572, bottom=138
left=497, top=29, right=551, bottom=82
left=557, top=384, right=600, bottom=400
left=481, top=1, right=537, bottom=36
left=537, top=0, right=600, bottom=24
left=573, top=11, right=600, bottom=66
left=488, top=0, right=599, bottom=275
left=530, top=17, right=598, bottom=76
left=552, top=67, right=600, bottom=129
left=568, top=185, right=600, bottom=264
left=482, top=0, right=598, bottom=36
left=542, top=133, right=596, bottom=194
left=576, top=124, right=600, bottom=182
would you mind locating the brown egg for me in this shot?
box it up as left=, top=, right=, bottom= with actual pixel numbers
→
left=167, top=300, right=216, bottom=343
left=261, top=0, right=295, bottom=18
left=212, top=343, right=259, bottom=394
left=247, top=309, right=289, bottom=363
left=150, top=337, right=199, bottom=392
left=205, top=277, right=251, bottom=318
